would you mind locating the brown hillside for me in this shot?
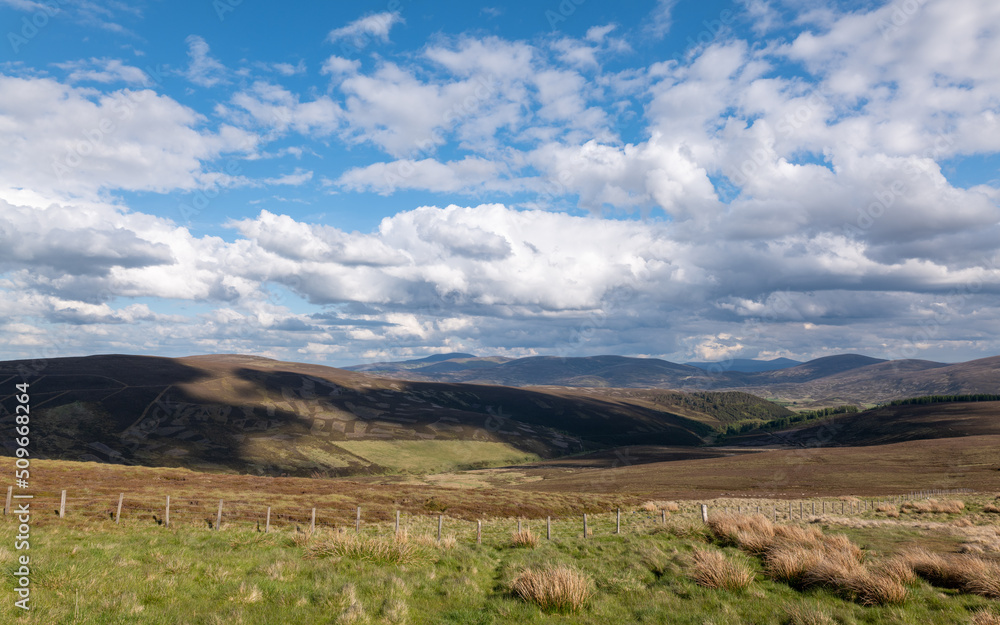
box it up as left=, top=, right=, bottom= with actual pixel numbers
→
left=1, top=354, right=766, bottom=476
left=511, top=435, right=1000, bottom=498
left=730, top=400, right=1000, bottom=448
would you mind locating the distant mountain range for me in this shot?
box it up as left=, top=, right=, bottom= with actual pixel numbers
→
left=350, top=354, right=805, bottom=375
left=347, top=352, right=1000, bottom=407
left=683, top=357, right=803, bottom=372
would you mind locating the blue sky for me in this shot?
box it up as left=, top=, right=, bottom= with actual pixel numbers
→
left=1, top=0, right=999, bottom=367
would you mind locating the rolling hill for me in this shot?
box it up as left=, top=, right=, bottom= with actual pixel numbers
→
left=683, top=357, right=802, bottom=372
left=719, top=357, right=994, bottom=406
left=0, top=354, right=790, bottom=477
left=729, top=399, right=1000, bottom=448
left=345, top=353, right=1000, bottom=407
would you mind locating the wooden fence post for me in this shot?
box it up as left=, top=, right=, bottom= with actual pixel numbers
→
left=517, top=518, right=521, bottom=533
left=583, top=513, right=588, bottom=538
left=165, top=495, right=170, bottom=528
left=437, top=515, right=443, bottom=542
left=356, top=506, right=361, bottom=533
left=477, top=519, right=482, bottom=544
left=395, top=510, right=400, bottom=535
left=310, top=507, right=316, bottom=534
left=546, top=516, right=551, bottom=540
left=4, top=485, right=12, bottom=515
left=616, top=508, right=621, bottom=534
left=59, top=490, right=66, bottom=518
left=701, top=504, right=708, bottom=523
left=216, top=500, right=223, bottom=531
left=265, top=507, right=271, bottom=534
left=661, top=509, right=666, bottom=524
left=115, top=493, right=124, bottom=524
left=799, top=501, right=802, bottom=519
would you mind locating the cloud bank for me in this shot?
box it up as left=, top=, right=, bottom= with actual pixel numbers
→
left=1, top=0, right=999, bottom=366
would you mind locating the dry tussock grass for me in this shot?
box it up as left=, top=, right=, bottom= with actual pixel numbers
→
left=821, top=533, right=864, bottom=563
left=801, top=549, right=906, bottom=605
left=899, top=548, right=1000, bottom=598
left=876, top=503, right=900, bottom=518
left=766, top=544, right=826, bottom=585
left=773, top=524, right=824, bottom=547
left=983, top=504, right=1000, bottom=514
left=848, top=573, right=908, bottom=606
left=306, top=532, right=423, bottom=564
left=972, top=609, right=1000, bottom=625
left=707, top=512, right=775, bottom=554
left=233, top=582, right=263, bottom=604
left=336, top=583, right=366, bottom=624
left=438, top=535, right=457, bottom=550
left=642, top=500, right=680, bottom=513
left=711, top=512, right=905, bottom=605
left=663, top=519, right=711, bottom=541
left=783, top=604, right=836, bottom=625
left=510, top=565, right=593, bottom=612
left=511, top=529, right=540, bottom=549
left=901, top=499, right=965, bottom=514
left=689, top=548, right=755, bottom=591
left=871, top=556, right=917, bottom=586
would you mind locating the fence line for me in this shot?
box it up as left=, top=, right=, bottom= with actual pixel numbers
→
left=4, top=488, right=979, bottom=544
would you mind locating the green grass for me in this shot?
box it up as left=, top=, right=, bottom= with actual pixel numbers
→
left=2, top=509, right=998, bottom=624
left=335, top=440, right=541, bottom=474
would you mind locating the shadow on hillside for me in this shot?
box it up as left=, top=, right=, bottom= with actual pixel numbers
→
left=0, top=354, right=718, bottom=477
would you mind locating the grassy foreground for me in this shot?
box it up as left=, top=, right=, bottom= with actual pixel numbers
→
left=2, top=498, right=999, bottom=624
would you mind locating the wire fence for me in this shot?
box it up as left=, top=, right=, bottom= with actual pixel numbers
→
left=0, top=485, right=977, bottom=543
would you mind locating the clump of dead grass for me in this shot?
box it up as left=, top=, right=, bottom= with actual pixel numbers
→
left=972, top=609, right=1000, bottom=625
left=710, top=512, right=904, bottom=605
left=876, top=503, right=900, bottom=518
left=336, top=583, right=366, bottom=624
left=510, top=565, right=593, bottom=612
left=306, top=532, right=423, bottom=564
left=801, top=550, right=906, bottom=605
left=901, top=499, right=965, bottom=514
left=642, top=500, right=680, bottom=513
left=774, top=524, right=825, bottom=548
left=662, top=519, right=711, bottom=541
left=899, top=548, right=1000, bottom=598
left=707, top=512, right=775, bottom=554
left=982, top=504, right=1000, bottom=514
left=229, top=581, right=263, bottom=604
left=783, top=603, right=837, bottom=625
left=871, top=556, right=918, bottom=587
left=511, top=529, right=540, bottom=549
left=689, top=548, right=755, bottom=591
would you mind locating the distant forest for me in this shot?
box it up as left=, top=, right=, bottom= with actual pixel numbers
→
left=885, top=394, right=1000, bottom=406
left=722, top=404, right=859, bottom=436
